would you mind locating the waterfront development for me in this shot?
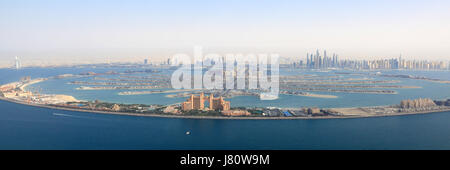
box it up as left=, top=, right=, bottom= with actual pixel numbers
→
left=1, top=63, right=449, bottom=150
left=3, top=0, right=450, bottom=160
left=1, top=64, right=449, bottom=119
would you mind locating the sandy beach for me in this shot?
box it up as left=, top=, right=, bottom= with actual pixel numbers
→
left=2, top=96, right=450, bottom=120
left=300, top=93, right=338, bottom=99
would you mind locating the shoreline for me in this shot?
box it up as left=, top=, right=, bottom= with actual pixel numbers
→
left=2, top=77, right=449, bottom=120
left=2, top=96, right=450, bottom=120
left=282, top=92, right=338, bottom=99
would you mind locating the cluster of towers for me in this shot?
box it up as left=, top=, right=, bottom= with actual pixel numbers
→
left=181, top=93, right=230, bottom=111
left=400, top=98, right=436, bottom=109
left=306, top=50, right=339, bottom=69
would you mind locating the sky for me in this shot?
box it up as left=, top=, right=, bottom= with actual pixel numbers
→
left=0, top=0, right=449, bottom=67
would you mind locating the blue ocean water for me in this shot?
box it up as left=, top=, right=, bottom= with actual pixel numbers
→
left=1, top=99, right=450, bottom=150
left=1, top=67, right=450, bottom=149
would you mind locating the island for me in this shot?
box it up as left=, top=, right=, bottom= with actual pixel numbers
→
left=1, top=75, right=450, bottom=120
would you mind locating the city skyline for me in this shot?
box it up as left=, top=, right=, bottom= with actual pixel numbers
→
left=5, top=52, right=450, bottom=70
left=3, top=0, right=450, bottom=162
left=1, top=0, right=450, bottom=67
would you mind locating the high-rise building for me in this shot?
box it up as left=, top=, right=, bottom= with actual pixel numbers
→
left=15, top=56, right=21, bottom=69
left=182, top=93, right=230, bottom=111
left=306, top=53, right=310, bottom=67
left=305, top=50, right=343, bottom=69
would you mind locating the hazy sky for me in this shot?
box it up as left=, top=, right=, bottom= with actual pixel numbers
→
left=1, top=0, right=449, bottom=67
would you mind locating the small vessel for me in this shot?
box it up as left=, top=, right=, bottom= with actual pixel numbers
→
left=260, top=93, right=279, bottom=100
left=186, top=131, right=190, bottom=135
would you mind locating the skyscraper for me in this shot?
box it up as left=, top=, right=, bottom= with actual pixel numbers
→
left=306, top=50, right=341, bottom=69
left=306, top=53, right=310, bottom=68
left=15, top=56, right=21, bottom=70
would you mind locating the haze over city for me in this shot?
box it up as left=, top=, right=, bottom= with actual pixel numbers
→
left=1, top=0, right=449, bottom=67
left=3, top=0, right=450, bottom=159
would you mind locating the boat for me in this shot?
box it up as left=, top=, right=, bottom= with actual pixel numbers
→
left=259, top=93, right=279, bottom=100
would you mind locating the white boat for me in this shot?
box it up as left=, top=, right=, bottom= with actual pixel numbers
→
left=260, top=93, right=279, bottom=100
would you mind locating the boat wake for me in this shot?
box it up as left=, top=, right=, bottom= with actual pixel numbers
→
left=52, top=112, right=97, bottom=120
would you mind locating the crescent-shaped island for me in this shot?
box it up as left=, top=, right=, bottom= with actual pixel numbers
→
left=1, top=70, right=449, bottom=120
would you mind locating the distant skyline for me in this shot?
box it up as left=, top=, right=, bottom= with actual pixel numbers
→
left=1, top=0, right=450, bottom=67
